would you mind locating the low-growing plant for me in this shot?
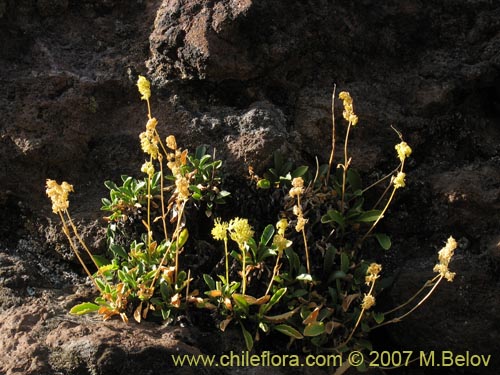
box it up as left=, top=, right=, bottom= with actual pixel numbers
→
left=46, top=77, right=458, bottom=373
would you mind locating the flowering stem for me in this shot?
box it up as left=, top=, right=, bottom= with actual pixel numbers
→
left=326, top=85, right=337, bottom=187
left=337, top=281, right=376, bottom=349
left=158, top=155, right=169, bottom=242
left=265, top=253, right=282, bottom=296
left=149, top=200, right=186, bottom=290
left=58, top=211, right=101, bottom=292
left=297, top=194, right=311, bottom=275
left=174, top=201, right=186, bottom=284
left=340, top=121, right=353, bottom=213
left=372, top=276, right=443, bottom=330
left=241, top=244, right=247, bottom=295
left=382, top=275, right=440, bottom=316
left=359, top=161, right=405, bottom=245
left=224, top=238, right=229, bottom=283
left=146, top=161, right=152, bottom=255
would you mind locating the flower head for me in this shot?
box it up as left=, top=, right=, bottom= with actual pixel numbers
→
left=272, top=234, right=290, bottom=254
left=146, top=117, right=158, bottom=131
left=361, top=294, right=376, bottom=310
left=212, top=218, right=229, bottom=241
left=395, top=141, right=412, bottom=162
left=433, top=236, right=457, bottom=282
left=289, top=177, right=305, bottom=198
left=137, top=75, right=151, bottom=101
left=229, top=218, right=254, bottom=249
left=393, top=172, right=406, bottom=189
left=175, top=177, right=190, bottom=201
left=295, top=216, right=308, bottom=232
left=365, top=263, right=382, bottom=285
left=139, top=131, right=159, bottom=159
left=339, top=91, right=358, bottom=126
left=276, top=218, right=288, bottom=236
left=141, top=161, right=155, bottom=177
left=46, top=179, right=74, bottom=214
left=166, top=135, right=177, bottom=150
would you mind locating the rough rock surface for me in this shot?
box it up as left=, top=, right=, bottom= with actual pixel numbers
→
left=1, top=0, right=500, bottom=374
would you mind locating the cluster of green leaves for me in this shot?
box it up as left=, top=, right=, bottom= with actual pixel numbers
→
left=256, top=151, right=309, bottom=189
left=72, top=146, right=229, bottom=322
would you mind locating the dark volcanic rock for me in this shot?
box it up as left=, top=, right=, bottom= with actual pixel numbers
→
left=1, top=0, right=500, bottom=374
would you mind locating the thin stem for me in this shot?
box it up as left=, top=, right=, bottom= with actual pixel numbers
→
left=65, top=211, right=110, bottom=287
left=337, top=281, right=376, bottom=349
left=146, top=98, right=152, bottom=119
left=265, top=254, right=281, bottom=296
left=359, top=160, right=406, bottom=245
left=58, top=211, right=100, bottom=292
left=361, top=166, right=400, bottom=195
left=146, top=160, right=152, bottom=255
left=297, top=194, right=310, bottom=275
left=372, top=276, right=443, bottom=330
left=174, top=201, right=186, bottom=284
left=241, top=244, right=247, bottom=295
left=158, top=155, right=169, bottom=242
left=224, top=238, right=229, bottom=284
left=383, top=275, right=440, bottom=316
left=149, top=200, right=186, bottom=290
left=326, top=85, right=337, bottom=186
left=340, top=122, right=353, bottom=213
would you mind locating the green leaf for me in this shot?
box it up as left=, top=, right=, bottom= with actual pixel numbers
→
left=257, top=179, right=271, bottom=189
left=373, top=312, right=385, bottom=324
left=104, top=180, right=118, bottom=191
left=274, top=151, right=284, bottom=170
left=303, top=321, right=325, bottom=337
left=347, top=169, right=362, bottom=192
left=260, top=224, right=275, bottom=247
left=203, top=274, right=216, bottom=290
left=232, top=294, right=249, bottom=314
left=70, top=302, right=100, bottom=315
left=110, top=244, right=128, bottom=259
left=291, top=166, right=309, bottom=178
left=240, top=323, right=254, bottom=351
left=274, top=324, right=304, bottom=339
left=323, top=246, right=336, bottom=274
left=176, top=228, right=189, bottom=248
left=356, top=210, right=383, bottom=223
left=261, top=287, right=287, bottom=315
left=321, top=209, right=345, bottom=225
left=263, top=307, right=300, bottom=323
left=92, top=255, right=110, bottom=267
left=340, top=252, right=350, bottom=273
left=374, top=233, right=391, bottom=250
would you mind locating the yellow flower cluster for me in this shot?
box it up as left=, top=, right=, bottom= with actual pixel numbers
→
left=228, top=218, right=254, bottom=250
left=164, top=135, right=190, bottom=201
left=272, top=219, right=291, bottom=254
left=139, top=129, right=159, bottom=159
left=361, top=294, right=376, bottom=310
left=141, top=161, right=155, bottom=177
left=212, top=218, right=229, bottom=241
left=365, top=263, right=382, bottom=285
left=46, top=179, right=73, bottom=213
left=393, top=172, right=406, bottom=189
left=136, top=75, right=151, bottom=101
left=433, top=236, right=457, bottom=282
left=175, top=177, right=190, bottom=201
left=290, top=178, right=308, bottom=232
left=276, top=218, right=288, bottom=237
left=338, top=91, right=359, bottom=126
left=395, top=141, right=412, bottom=163
left=289, top=177, right=304, bottom=198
